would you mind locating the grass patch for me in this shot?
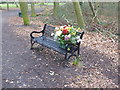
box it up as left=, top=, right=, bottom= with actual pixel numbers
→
left=35, top=3, right=65, bottom=6
left=0, top=4, right=19, bottom=9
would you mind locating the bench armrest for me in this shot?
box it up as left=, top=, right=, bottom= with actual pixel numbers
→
left=77, top=31, right=85, bottom=39
left=30, top=31, right=43, bottom=39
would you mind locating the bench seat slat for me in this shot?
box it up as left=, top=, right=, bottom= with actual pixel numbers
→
left=33, top=36, right=67, bottom=55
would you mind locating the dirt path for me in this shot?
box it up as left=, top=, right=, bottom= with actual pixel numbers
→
left=2, top=9, right=119, bottom=88
left=2, top=10, right=46, bottom=88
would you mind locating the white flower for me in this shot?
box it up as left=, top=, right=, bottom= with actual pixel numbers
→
left=64, top=35, right=69, bottom=40
left=68, top=34, right=71, bottom=38
left=64, top=34, right=71, bottom=40
left=51, top=33, right=54, bottom=36
left=76, top=36, right=80, bottom=40
left=77, top=39, right=82, bottom=43
left=54, top=35, right=58, bottom=40
left=55, top=27, right=59, bottom=30
left=55, top=31, right=62, bottom=36
left=60, top=26, right=64, bottom=29
left=68, top=25, right=71, bottom=27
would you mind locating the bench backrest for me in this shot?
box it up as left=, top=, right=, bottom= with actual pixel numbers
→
left=42, top=24, right=55, bottom=40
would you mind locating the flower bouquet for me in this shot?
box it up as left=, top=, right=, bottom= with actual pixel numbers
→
left=52, top=25, right=82, bottom=50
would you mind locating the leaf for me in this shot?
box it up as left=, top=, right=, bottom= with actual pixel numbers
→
left=73, top=59, right=78, bottom=65
left=49, top=71, right=55, bottom=76
left=71, top=38, right=76, bottom=44
left=72, top=57, right=80, bottom=66
left=67, top=47, right=70, bottom=51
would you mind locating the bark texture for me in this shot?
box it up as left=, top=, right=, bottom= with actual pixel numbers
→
left=19, top=1, right=30, bottom=25
left=73, top=0, right=85, bottom=27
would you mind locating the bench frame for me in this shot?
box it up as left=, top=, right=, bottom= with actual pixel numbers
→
left=30, top=24, right=84, bottom=60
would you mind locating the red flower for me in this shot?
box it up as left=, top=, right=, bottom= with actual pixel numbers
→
left=62, top=29, right=68, bottom=35
left=63, top=26, right=67, bottom=28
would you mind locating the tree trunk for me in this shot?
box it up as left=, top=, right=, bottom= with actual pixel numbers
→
left=31, top=2, right=36, bottom=17
left=19, top=1, right=30, bottom=25
left=89, top=2, right=95, bottom=16
left=53, top=2, right=59, bottom=17
left=0, top=6, right=2, bottom=10
left=88, top=1, right=99, bottom=23
left=73, top=0, right=85, bottom=28
left=15, top=2, right=19, bottom=7
left=7, top=2, right=9, bottom=11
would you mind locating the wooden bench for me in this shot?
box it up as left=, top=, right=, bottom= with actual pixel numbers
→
left=30, top=24, right=84, bottom=60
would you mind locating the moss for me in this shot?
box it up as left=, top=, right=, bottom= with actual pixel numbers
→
left=19, top=1, right=30, bottom=25
left=73, top=1, right=85, bottom=28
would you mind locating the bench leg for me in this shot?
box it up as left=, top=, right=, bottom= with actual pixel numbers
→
left=65, top=51, right=78, bottom=61
left=65, top=53, right=68, bottom=60
left=30, top=38, right=35, bottom=49
left=78, top=46, right=80, bottom=56
left=67, top=53, right=78, bottom=60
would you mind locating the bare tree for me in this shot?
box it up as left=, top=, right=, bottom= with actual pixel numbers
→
left=88, top=1, right=100, bottom=23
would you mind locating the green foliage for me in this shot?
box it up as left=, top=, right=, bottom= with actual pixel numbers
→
left=0, top=3, right=19, bottom=9
left=36, top=3, right=64, bottom=6
left=41, top=2, right=44, bottom=5
left=72, top=58, right=79, bottom=65
left=72, top=56, right=81, bottom=66
left=0, top=2, right=6, bottom=4
left=54, top=26, right=82, bottom=49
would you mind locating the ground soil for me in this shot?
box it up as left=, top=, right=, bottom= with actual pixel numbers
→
left=2, top=8, right=119, bottom=88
